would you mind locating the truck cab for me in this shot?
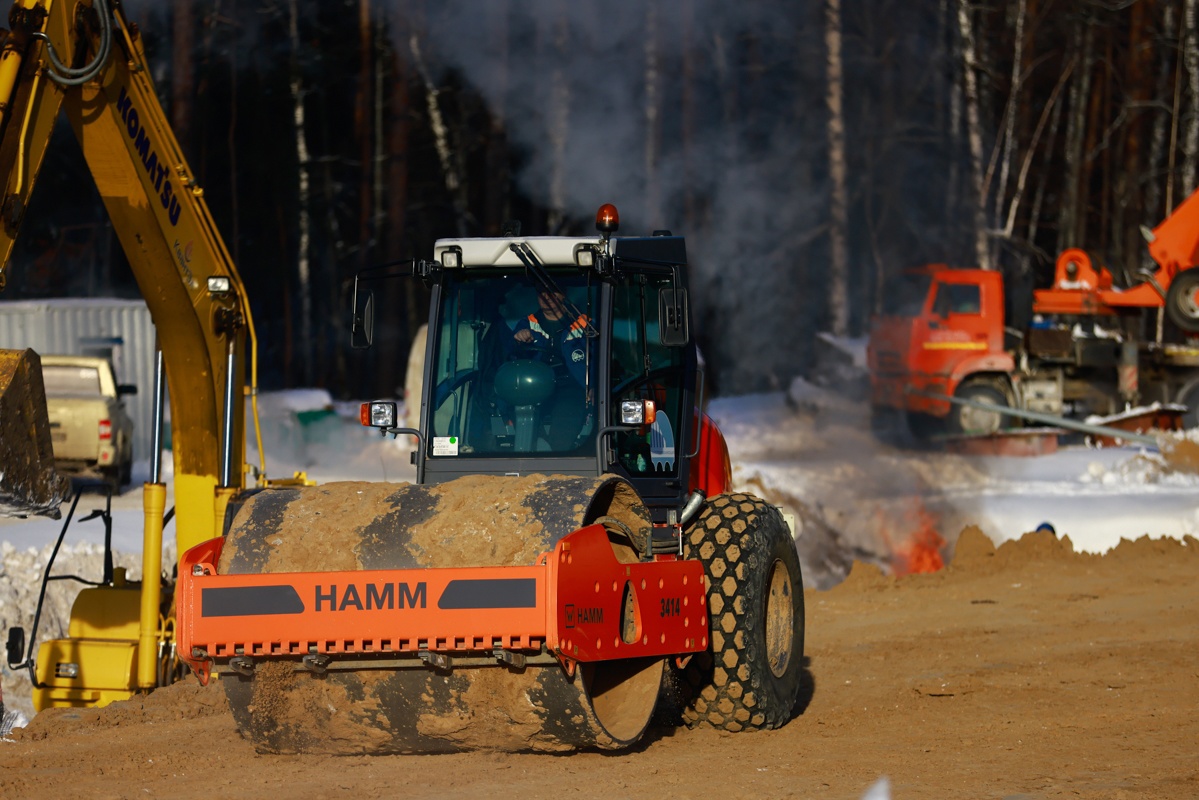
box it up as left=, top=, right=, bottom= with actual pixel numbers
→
left=868, top=267, right=1014, bottom=427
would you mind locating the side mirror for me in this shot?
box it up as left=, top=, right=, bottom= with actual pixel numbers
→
left=6, top=626, right=25, bottom=667
left=351, top=286, right=375, bottom=349
left=658, top=286, right=689, bottom=346
left=117, top=384, right=138, bottom=396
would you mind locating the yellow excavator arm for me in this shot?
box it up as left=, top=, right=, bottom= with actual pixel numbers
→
left=0, top=0, right=264, bottom=549
left=0, top=0, right=277, bottom=707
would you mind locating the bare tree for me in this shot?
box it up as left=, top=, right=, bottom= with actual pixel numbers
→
left=1146, top=3, right=1178, bottom=230
left=287, top=0, right=313, bottom=385
left=171, top=0, right=194, bottom=151
left=1183, top=0, right=1199, bottom=194
left=409, top=32, right=466, bottom=236
left=957, top=0, right=991, bottom=269
left=1059, top=13, right=1096, bottom=253
left=987, top=0, right=1026, bottom=264
left=941, top=0, right=963, bottom=241
left=356, top=0, right=374, bottom=267
left=825, top=0, right=849, bottom=334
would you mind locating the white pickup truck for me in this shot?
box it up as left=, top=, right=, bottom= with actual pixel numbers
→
left=40, top=355, right=136, bottom=490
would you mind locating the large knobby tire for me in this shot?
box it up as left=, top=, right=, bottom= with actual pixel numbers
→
left=950, top=383, right=1009, bottom=435
left=679, top=493, right=805, bottom=731
left=1166, top=270, right=1199, bottom=333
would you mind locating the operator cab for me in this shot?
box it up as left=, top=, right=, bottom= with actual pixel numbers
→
left=353, top=206, right=699, bottom=516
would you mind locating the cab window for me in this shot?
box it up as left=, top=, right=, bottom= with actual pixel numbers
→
left=427, top=270, right=598, bottom=456
left=610, top=276, right=684, bottom=476
left=934, top=283, right=981, bottom=316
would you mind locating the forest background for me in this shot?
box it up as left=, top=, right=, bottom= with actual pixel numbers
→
left=4, top=0, right=1197, bottom=400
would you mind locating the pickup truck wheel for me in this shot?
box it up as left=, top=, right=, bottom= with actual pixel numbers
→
left=1167, top=270, right=1199, bottom=333
left=103, top=467, right=122, bottom=493
left=677, top=493, right=805, bottom=731
left=951, top=383, right=1009, bottom=435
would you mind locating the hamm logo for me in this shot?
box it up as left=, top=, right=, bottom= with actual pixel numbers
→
left=315, top=582, right=427, bottom=612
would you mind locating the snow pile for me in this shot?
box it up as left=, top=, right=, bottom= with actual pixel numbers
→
left=1, top=705, right=27, bottom=738
left=1, top=537, right=155, bottom=721
left=245, top=390, right=413, bottom=484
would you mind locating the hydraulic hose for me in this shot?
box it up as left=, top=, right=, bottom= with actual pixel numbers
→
left=32, top=0, right=113, bottom=86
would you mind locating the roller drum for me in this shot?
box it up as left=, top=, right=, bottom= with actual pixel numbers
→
left=217, top=473, right=662, bottom=754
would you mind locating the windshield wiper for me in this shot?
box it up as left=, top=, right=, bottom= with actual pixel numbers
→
left=508, top=242, right=598, bottom=337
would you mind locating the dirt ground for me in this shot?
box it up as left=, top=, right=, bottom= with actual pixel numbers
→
left=2, top=525, right=1196, bottom=800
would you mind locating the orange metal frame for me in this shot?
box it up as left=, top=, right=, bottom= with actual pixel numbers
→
left=177, top=524, right=708, bottom=683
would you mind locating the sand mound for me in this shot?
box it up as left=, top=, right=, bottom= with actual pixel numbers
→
left=13, top=676, right=228, bottom=742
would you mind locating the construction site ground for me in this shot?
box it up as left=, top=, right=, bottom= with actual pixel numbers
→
left=3, top=392, right=1197, bottom=798
left=2, top=524, right=1196, bottom=799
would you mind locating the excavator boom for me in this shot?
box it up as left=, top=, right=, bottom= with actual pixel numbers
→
left=0, top=0, right=259, bottom=545
left=0, top=0, right=268, bottom=710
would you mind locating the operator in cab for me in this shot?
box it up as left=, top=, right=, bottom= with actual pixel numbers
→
left=511, top=289, right=592, bottom=450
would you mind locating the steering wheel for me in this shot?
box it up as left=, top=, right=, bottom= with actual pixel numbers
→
left=433, top=367, right=479, bottom=407
left=509, top=342, right=546, bottom=360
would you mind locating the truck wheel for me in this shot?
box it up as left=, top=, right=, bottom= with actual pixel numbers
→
left=1167, top=270, right=1199, bottom=333
left=678, top=493, right=805, bottom=731
left=951, top=383, right=1009, bottom=435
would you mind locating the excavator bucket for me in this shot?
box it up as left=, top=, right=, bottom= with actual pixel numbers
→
left=0, top=349, right=69, bottom=518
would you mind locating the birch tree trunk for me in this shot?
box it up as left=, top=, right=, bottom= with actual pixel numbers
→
left=287, top=0, right=312, bottom=384
left=957, top=0, right=991, bottom=269
left=1146, top=4, right=1177, bottom=231
left=409, top=33, right=466, bottom=236
left=825, top=0, right=849, bottom=335
left=1059, top=15, right=1095, bottom=253
left=942, top=0, right=963, bottom=243
left=1183, top=0, right=1198, bottom=193
left=992, top=0, right=1026, bottom=259
left=1027, top=81, right=1062, bottom=246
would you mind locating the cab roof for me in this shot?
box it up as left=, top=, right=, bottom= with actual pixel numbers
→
left=433, top=236, right=601, bottom=268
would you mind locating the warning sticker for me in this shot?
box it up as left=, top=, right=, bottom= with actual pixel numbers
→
left=432, top=436, right=459, bottom=456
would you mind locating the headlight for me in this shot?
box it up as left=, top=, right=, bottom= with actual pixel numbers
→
left=621, top=400, right=656, bottom=426
left=359, top=401, right=397, bottom=428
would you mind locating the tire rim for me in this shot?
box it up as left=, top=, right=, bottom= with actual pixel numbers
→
left=1180, top=283, right=1199, bottom=321
left=959, top=401, right=1002, bottom=434
left=764, top=558, right=794, bottom=678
